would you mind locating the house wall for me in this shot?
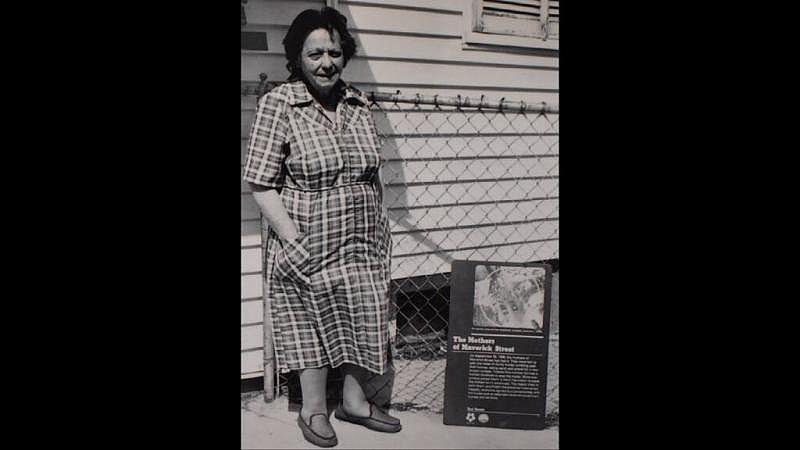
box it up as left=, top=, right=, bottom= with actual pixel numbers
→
left=241, top=0, right=558, bottom=378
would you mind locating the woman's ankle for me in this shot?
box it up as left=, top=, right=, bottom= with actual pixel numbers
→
left=341, top=397, right=370, bottom=415
left=300, top=405, right=328, bottom=419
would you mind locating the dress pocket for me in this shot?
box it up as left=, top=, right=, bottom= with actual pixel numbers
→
left=274, top=234, right=311, bottom=284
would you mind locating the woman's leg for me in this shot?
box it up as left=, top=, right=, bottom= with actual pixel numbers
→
left=341, top=364, right=371, bottom=416
left=299, top=366, right=329, bottom=416
left=341, top=364, right=400, bottom=427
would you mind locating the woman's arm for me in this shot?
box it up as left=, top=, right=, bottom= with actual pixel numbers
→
left=243, top=89, right=298, bottom=242
left=249, top=183, right=300, bottom=242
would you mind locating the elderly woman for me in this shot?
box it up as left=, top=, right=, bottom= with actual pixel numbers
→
left=242, top=6, right=400, bottom=448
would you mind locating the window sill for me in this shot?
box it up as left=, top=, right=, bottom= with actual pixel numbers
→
left=462, top=29, right=559, bottom=51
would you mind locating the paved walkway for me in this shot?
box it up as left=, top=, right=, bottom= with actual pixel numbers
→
left=242, top=393, right=558, bottom=449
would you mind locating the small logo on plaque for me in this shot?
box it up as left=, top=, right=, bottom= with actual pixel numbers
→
left=465, top=412, right=476, bottom=424
left=478, top=413, right=489, bottom=424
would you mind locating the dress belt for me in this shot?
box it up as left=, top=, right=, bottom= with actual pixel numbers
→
left=282, top=181, right=374, bottom=193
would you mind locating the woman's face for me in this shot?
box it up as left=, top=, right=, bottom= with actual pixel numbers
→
left=299, top=28, right=344, bottom=100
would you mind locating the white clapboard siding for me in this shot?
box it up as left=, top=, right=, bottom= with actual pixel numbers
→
left=242, top=195, right=260, bottom=221
left=242, top=54, right=558, bottom=92
left=350, top=32, right=557, bottom=69
left=245, top=1, right=461, bottom=36
left=242, top=273, right=264, bottom=300
left=340, top=0, right=466, bottom=13
left=242, top=297, right=265, bottom=378
left=369, top=85, right=558, bottom=106
left=383, top=137, right=559, bottom=161
left=242, top=299, right=264, bottom=325
left=242, top=219, right=261, bottom=247
left=242, top=107, right=559, bottom=140
left=342, top=3, right=455, bottom=36
left=242, top=136, right=559, bottom=170
left=242, top=246, right=262, bottom=274
left=242, top=85, right=559, bottom=111
left=242, top=324, right=264, bottom=351
left=392, top=220, right=559, bottom=257
left=242, top=134, right=558, bottom=166
left=387, top=198, right=558, bottom=232
left=386, top=178, right=559, bottom=209
left=243, top=176, right=558, bottom=222
left=382, top=157, right=558, bottom=185
left=244, top=0, right=460, bottom=36
left=241, top=212, right=558, bottom=267
left=244, top=0, right=468, bottom=22
left=242, top=221, right=558, bottom=264
left=372, top=110, right=559, bottom=136
left=242, top=349, right=264, bottom=378
left=242, top=111, right=558, bottom=144
left=245, top=196, right=559, bottom=229
left=392, top=239, right=559, bottom=279
left=241, top=0, right=557, bottom=378
left=242, top=26, right=558, bottom=69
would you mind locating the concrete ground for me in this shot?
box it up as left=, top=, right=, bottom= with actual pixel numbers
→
left=242, top=392, right=558, bottom=449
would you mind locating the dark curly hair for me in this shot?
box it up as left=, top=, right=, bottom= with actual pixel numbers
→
left=282, top=7, right=357, bottom=81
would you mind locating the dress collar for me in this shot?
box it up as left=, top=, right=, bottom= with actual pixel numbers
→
left=285, top=80, right=368, bottom=107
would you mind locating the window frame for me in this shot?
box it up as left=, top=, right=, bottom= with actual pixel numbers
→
left=462, top=0, right=559, bottom=51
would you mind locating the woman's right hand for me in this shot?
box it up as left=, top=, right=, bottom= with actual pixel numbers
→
left=274, top=233, right=311, bottom=284
left=250, top=185, right=301, bottom=242
left=249, top=186, right=309, bottom=283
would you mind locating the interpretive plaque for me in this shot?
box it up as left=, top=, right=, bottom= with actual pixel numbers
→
left=443, top=260, right=552, bottom=429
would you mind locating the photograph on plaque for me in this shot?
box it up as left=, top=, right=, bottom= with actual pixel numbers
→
left=473, top=264, right=547, bottom=331
left=443, top=260, right=552, bottom=430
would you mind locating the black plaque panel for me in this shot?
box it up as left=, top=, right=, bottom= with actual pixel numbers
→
left=443, top=260, right=552, bottom=430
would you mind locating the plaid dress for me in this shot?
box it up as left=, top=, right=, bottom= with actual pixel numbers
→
left=243, top=80, right=393, bottom=375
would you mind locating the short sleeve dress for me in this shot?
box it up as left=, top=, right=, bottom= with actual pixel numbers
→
left=243, top=80, right=393, bottom=375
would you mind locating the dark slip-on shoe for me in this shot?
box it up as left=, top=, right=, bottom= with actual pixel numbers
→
left=297, top=413, right=338, bottom=448
left=334, top=403, right=402, bottom=433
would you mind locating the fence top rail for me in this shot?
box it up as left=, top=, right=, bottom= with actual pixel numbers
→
left=368, top=91, right=558, bottom=114
left=243, top=76, right=558, bottom=114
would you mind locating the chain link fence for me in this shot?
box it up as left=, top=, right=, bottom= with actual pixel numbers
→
left=370, top=92, right=559, bottom=423
left=247, top=78, right=558, bottom=423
